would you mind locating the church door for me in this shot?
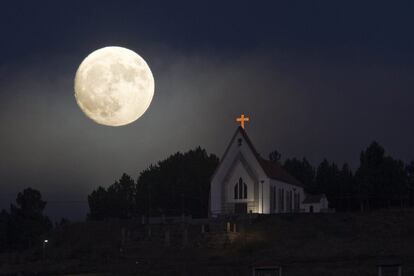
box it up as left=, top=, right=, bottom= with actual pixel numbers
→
left=235, top=203, right=247, bottom=214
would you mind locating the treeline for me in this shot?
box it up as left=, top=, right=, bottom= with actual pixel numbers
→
left=88, top=141, right=414, bottom=220
left=275, top=141, right=414, bottom=211
left=0, top=188, right=52, bottom=252
left=87, top=147, right=219, bottom=220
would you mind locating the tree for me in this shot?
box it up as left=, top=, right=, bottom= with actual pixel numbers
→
left=88, top=173, right=136, bottom=220
left=355, top=141, right=385, bottom=211
left=283, top=157, right=315, bottom=191
left=136, top=147, right=219, bottom=218
left=314, top=159, right=331, bottom=193
left=14, top=187, right=47, bottom=217
left=87, top=147, right=219, bottom=219
left=268, top=150, right=282, bottom=162
left=87, top=186, right=109, bottom=220
left=314, top=159, right=340, bottom=208
left=106, top=173, right=136, bottom=218
left=8, top=188, right=51, bottom=249
left=337, top=163, right=356, bottom=211
left=406, top=161, right=414, bottom=206
left=0, top=210, right=9, bottom=252
left=382, top=157, right=407, bottom=207
left=355, top=141, right=408, bottom=211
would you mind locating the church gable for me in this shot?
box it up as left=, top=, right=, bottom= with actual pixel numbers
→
left=210, top=127, right=267, bottom=188
left=211, top=126, right=302, bottom=188
left=210, top=126, right=267, bottom=214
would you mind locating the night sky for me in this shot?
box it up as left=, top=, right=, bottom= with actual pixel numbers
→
left=1, top=1, right=414, bottom=221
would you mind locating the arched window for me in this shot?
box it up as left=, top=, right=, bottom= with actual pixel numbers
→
left=238, top=178, right=243, bottom=199
left=234, top=178, right=247, bottom=200
left=234, top=183, right=239, bottom=199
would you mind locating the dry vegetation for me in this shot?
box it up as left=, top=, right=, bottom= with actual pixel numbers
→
left=1, top=210, right=414, bottom=275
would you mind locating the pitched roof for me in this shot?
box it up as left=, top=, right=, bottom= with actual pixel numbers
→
left=214, top=127, right=303, bottom=188
left=302, top=194, right=326, bottom=204
left=258, top=158, right=303, bottom=187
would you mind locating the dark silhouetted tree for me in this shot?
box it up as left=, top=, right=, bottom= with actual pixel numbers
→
left=88, top=147, right=218, bottom=219
left=337, top=163, right=356, bottom=211
left=271, top=141, right=412, bottom=212
left=136, top=147, right=219, bottom=218
left=0, top=210, right=8, bottom=252
left=283, top=157, right=315, bottom=190
left=87, top=186, right=108, bottom=220
left=107, top=173, right=136, bottom=218
left=8, top=188, right=51, bottom=249
left=268, top=150, right=282, bottom=162
left=88, top=173, right=136, bottom=220
left=406, top=161, right=414, bottom=206
left=313, top=159, right=342, bottom=209
left=355, top=141, right=408, bottom=211
left=355, top=141, right=385, bottom=211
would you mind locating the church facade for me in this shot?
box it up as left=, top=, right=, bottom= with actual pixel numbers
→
left=210, top=125, right=329, bottom=216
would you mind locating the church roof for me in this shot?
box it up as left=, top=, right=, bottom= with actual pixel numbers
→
left=217, top=127, right=303, bottom=188
left=302, top=194, right=326, bottom=204
left=258, top=158, right=303, bottom=187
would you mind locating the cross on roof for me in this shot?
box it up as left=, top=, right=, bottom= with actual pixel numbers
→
left=236, top=114, right=250, bottom=129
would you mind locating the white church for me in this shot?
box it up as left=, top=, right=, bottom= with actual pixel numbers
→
left=210, top=115, right=329, bottom=216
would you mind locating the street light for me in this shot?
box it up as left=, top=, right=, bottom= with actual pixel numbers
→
left=43, top=239, right=48, bottom=260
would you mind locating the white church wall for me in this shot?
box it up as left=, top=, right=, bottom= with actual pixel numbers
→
left=259, top=178, right=270, bottom=213
left=269, top=179, right=305, bottom=214
left=210, top=130, right=268, bottom=215
left=321, top=196, right=329, bottom=209
left=225, top=161, right=256, bottom=203
left=302, top=203, right=322, bottom=213
left=301, top=195, right=330, bottom=213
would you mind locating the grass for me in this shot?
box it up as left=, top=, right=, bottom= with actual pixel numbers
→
left=1, top=209, right=414, bottom=275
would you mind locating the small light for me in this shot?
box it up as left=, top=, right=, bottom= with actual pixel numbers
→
left=44, top=239, right=48, bottom=243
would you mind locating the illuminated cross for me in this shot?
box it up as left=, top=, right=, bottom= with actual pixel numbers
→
left=236, top=114, right=250, bottom=129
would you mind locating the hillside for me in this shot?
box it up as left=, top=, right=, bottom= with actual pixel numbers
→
left=1, top=210, right=414, bottom=275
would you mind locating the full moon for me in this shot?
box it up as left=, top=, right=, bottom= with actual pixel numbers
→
left=74, top=46, right=154, bottom=126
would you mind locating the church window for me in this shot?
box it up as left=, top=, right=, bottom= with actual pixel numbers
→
left=234, top=184, right=239, bottom=199
left=269, top=186, right=273, bottom=211
left=294, top=193, right=300, bottom=211
left=287, top=191, right=293, bottom=212
left=279, top=189, right=284, bottom=212
left=238, top=178, right=243, bottom=199
left=273, top=187, right=277, bottom=212
left=234, top=178, right=247, bottom=200
left=286, top=191, right=290, bottom=212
